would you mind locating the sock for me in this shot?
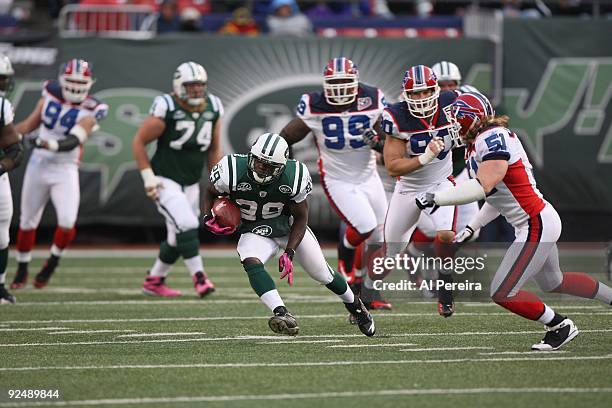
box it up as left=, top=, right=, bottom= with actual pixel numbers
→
left=260, top=290, right=285, bottom=312
left=353, top=243, right=364, bottom=271
left=50, top=227, right=76, bottom=257
left=244, top=263, right=276, bottom=297
left=537, top=304, right=555, bottom=325
left=150, top=259, right=172, bottom=278
left=494, top=290, right=546, bottom=321
left=325, top=270, right=353, bottom=302
left=338, top=237, right=356, bottom=274
left=545, top=312, right=566, bottom=327
left=16, top=228, right=36, bottom=263
left=184, top=256, right=205, bottom=276
left=175, top=229, right=200, bottom=259
left=552, top=272, right=612, bottom=304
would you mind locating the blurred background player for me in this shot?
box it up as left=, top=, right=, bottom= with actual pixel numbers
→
left=133, top=61, right=222, bottom=298
left=204, top=133, right=375, bottom=337
left=11, top=59, right=107, bottom=289
left=420, top=92, right=612, bottom=350
left=280, top=57, right=391, bottom=310
left=0, top=55, right=24, bottom=303
left=379, top=65, right=458, bottom=317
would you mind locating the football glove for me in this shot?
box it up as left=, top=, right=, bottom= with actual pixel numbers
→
left=415, top=192, right=438, bottom=212
left=362, top=129, right=384, bottom=153
left=279, top=248, right=295, bottom=286
left=203, top=214, right=236, bottom=235
left=140, top=168, right=163, bottom=201
left=454, top=225, right=475, bottom=244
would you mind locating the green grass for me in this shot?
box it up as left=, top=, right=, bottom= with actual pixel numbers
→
left=0, top=254, right=611, bottom=408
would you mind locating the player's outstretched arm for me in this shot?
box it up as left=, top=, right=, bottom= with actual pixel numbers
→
left=15, top=98, right=44, bottom=135
left=207, top=119, right=223, bottom=171
left=286, top=199, right=308, bottom=253
left=280, top=118, right=311, bottom=146
left=0, top=123, right=23, bottom=174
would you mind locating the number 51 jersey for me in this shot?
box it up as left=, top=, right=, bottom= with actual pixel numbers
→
left=296, top=83, right=386, bottom=180
left=37, top=80, right=108, bottom=165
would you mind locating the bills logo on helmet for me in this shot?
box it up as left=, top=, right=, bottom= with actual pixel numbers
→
left=402, top=65, right=440, bottom=119
left=323, top=57, right=359, bottom=106
left=59, top=58, right=94, bottom=103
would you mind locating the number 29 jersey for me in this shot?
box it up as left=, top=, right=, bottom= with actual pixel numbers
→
left=150, top=93, right=223, bottom=186
left=296, top=83, right=386, bottom=180
left=36, top=80, right=108, bottom=165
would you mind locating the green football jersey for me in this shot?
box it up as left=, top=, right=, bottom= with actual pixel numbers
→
left=210, top=154, right=312, bottom=238
left=150, top=93, right=223, bottom=186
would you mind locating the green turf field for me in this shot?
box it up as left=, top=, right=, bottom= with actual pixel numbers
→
left=1, top=253, right=611, bottom=408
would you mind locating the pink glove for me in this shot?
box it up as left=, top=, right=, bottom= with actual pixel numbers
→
left=203, top=215, right=236, bottom=235
left=279, top=249, right=295, bottom=286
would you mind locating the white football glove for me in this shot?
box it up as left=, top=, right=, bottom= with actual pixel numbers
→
left=140, top=168, right=163, bottom=201
left=418, top=137, right=445, bottom=166
left=454, top=225, right=476, bottom=244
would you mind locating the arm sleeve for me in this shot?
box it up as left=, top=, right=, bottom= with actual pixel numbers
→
left=209, top=155, right=232, bottom=195
left=467, top=202, right=501, bottom=230
left=149, top=95, right=169, bottom=119
left=291, top=162, right=312, bottom=203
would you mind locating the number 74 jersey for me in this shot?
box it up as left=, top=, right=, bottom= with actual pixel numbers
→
left=296, top=83, right=386, bottom=180
left=37, top=80, right=108, bottom=164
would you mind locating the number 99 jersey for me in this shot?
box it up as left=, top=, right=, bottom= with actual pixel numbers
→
left=37, top=80, right=108, bottom=164
left=296, top=83, right=386, bottom=180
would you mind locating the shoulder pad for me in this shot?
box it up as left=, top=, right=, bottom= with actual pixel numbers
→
left=43, top=80, right=64, bottom=101
left=308, top=91, right=336, bottom=114
left=439, top=91, right=458, bottom=108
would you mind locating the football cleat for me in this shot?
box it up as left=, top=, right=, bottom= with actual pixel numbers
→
left=361, top=285, right=392, bottom=310
left=438, top=302, right=455, bottom=318
left=345, top=298, right=376, bottom=337
left=33, top=256, right=59, bottom=289
left=143, top=275, right=182, bottom=297
left=192, top=272, right=215, bottom=298
left=268, top=306, right=299, bottom=336
left=437, top=275, right=454, bottom=317
left=10, top=263, right=28, bottom=289
left=0, top=286, right=16, bottom=304
left=532, top=318, right=579, bottom=351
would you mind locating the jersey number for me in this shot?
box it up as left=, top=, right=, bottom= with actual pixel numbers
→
left=484, top=133, right=507, bottom=152
left=235, top=199, right=284, bottom=221
left=170, top=120, right=213, bottom=151
left=410, top=133, right=450, bottom=160
left=42, top=101, right=78, bottom=135
left=322, top=115, right=369, bottom=150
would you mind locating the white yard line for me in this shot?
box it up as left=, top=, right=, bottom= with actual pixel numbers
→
left=0, top=356, right=611, bottom=373
left=398, top=347, right=492, bottom=352
left=0, top=330, right=610, bottom=348
left=328, top=343, right=418, bottom=348
left=257, top=340, right=344, bottom=345
left=9, top=248, right=337, bottom=258
left=479, top=351, right=569, bottom=355
left=48, top=330, right=135, bottom=335
left=116, top=332, right=207, bottom=338
left=0, top=327, right=70, bottom=332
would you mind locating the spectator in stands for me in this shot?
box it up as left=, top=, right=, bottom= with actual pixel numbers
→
left=219, top=7, right=260, bottom=36
left=157, top=0, right=181, bottom=33
left=305, top=1, right=352, bottom=18
left=267, top=0, right=312, bottom=37
left=180, top=6, right=201, bottom=31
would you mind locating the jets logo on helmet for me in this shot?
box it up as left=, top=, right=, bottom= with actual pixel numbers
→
left=173, top=61, right=207, bottom=106
left=432, top=61, right=462, bottom=83
left=323, top=57, right=359, bottom=106
left=248, top=133, right=289, bottom=185
left=450, top=92, right=495, bottom=144
left=0, top=54, right=14, bottom=97
left=402, top=65, right=440, bottom=119
left=59, top=58, right=94, bottom=103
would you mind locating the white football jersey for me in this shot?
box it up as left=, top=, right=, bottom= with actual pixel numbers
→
left=297, top=83, right=386, bottom=181
left=0, top=96, right=14, bottom=127
left=466, top=126, right=547, bottom=227
left=34, top=80, right=108, bottom=165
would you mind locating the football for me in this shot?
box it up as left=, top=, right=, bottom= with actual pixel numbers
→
left=212, top=197, right=242, bottom=229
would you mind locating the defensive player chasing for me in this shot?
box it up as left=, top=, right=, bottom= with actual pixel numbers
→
left=204, top=132, right=375, bottom=337
left=0, top=55, right=24, bottom=303
left=133, top=61, right=221, bottom=298
left=379, top=65, right=458, bottom=317
left=280, top=57, right=391, bottom=310
left=11, top=59, right=107, bottom=289
left=418, top=92, right=612, bottom=350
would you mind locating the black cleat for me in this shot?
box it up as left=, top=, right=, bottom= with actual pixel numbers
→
left=10, top=263, right=29, bottom=289
left=268, top=306, right=299, bottom=336
left=0, top=285, right=16, bottom=304
left=438, top=302, right=455, bottom=318
left=437, top=274, right=454, bottom=318
left=33, top=256, right=60, bottom=289
left=345, top=298, right=376, bottom=337
left=532, top=318, right=579, bottom=351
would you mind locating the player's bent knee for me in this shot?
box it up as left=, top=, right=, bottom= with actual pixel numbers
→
left=345, top=226, right=373, bottom=247
left=242, top=257, right=263, bottom=267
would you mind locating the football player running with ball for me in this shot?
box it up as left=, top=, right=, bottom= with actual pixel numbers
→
left=204, top=132, right=375, bottom=337
left=280, top=57, right=391, bottom=310
left=0, top=56, right=24, bottom=303
left=418, top=92, right=612, bottom=350
left=133, top=62, right=222, bottom=298
left=11, top=59, right=107, bottom=289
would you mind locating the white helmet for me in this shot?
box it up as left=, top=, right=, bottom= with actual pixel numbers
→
left=173, top=61, right=207, bottom=106
left=248, top=133, right=289, bottom=184
left=432, top=61, right=462, bottom=84
left=59, top=58, right=95, bottom=103
left=0, top=55, right=14, bottom=97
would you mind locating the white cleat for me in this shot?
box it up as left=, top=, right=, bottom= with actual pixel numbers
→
left=532, top=318, right=579, bottom=351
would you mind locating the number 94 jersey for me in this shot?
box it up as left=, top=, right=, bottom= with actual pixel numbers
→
left=37, top=80, right=108, bottom=164
left=150, top=92, right=223, bottom=186
left=297, top=83, right=386, bottom=180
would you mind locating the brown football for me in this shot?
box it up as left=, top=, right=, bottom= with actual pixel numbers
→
left=212, top=197, right=242, bottom=229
